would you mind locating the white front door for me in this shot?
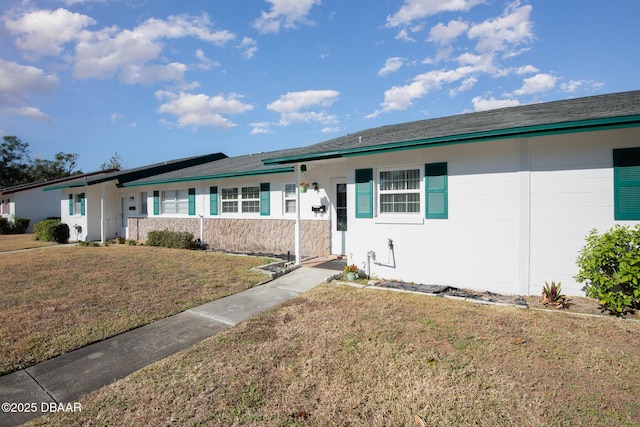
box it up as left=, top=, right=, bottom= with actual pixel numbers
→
left=331, top=178, right=347, bottom=255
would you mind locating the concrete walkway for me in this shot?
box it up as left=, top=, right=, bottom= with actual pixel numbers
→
left=0, top=263, right=342, bottom=427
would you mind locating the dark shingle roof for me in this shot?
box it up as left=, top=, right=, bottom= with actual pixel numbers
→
left=0, top=169, right=119, bottom=195
left=263, top=90, right=640, bottom=164
left=120, top=151, right=296, bottom=187
left=44, top=152, right=227, bottom=190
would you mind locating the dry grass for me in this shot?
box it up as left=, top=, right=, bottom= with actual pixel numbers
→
left=0, top=245, right=272, bottom=375
left=0, top=233, right=57, bottom=252
left=30, top=285, right=640, bottom=427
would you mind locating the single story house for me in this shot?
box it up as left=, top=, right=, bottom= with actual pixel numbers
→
left=0, top=170, right=117, bottom=232
left=43, top=153, right=227, bottom=241
left=52, top=90, right=640, bottom=296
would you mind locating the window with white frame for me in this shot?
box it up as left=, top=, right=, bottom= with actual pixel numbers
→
left=284, top=183, right=296, bottom=213
left=221, top=186, right=262, bottom=213
left=242, top=186, right=260, bottom=213
left=379, top=169, right=421, bottom=213
left=74, top=194, right=83, bottom=215
left=222, top=187, right=239, bottom=213
left=162, top=190, right=188, bottom=214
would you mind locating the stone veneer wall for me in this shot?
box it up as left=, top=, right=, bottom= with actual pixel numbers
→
left=128, top=217, right=331, bottom=257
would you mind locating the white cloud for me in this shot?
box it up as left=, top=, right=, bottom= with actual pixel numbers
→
left=253, top=0, right=321, bottom=34
left=449, top=77, right=477, bottom=96
left=386, top=0, right=484, bottom=28
left=395, top=28, right=416, bottom=42
left=110, top=113, right=123, bottom=123
left=5, top=8, right=96, bottom=57
left=429, top=19, right=469, bottom=46
left=378, top=57, right=405, bottom=76
left=0, top=60, right=58, bottom=121
left=2, top=106, right=52, bottom=122
left=513, top=73, right=556, bottom=95
left=471, top=95, right=520, bottom=111
left=368, top=66, right=475, bottom=117
left=321, top=126, right=341, bottom=133
left=560, top=80, right=584, bottom=93
left=239, top=37, right=258, bottom=59
left=195, top=49, right=220, bottom=70
left=267, top=89, right=340, bottom=126
left=250, top=122, right=272, bottom=134
left=467, top=3, right=534, bottom=55
left=156, top=91, right=253, bottom=129
left=516, top=65, right=539, bottom=75
left=73, top=13, right=235, bottom=82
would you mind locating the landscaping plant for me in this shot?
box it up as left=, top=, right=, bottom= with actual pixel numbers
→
left=575, top=225, right=640, bottom=315
left=540, top=281, right=567, bottom=309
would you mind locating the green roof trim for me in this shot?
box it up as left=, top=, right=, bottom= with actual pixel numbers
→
left=263, top=114, right=640, bottom=165
left=119, top=166, right=294, bottom=188
left=43, top=182, right=92, bottom=191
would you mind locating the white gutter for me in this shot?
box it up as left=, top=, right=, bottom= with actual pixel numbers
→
left=295, top=163, right=301, bottom=266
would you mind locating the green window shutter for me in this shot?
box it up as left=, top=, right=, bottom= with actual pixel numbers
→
left=425, top=162, right=448, bottom=219
left=260, top=183, right=270, bottom=216
left=614, top=148, right=640, bottom=220
left=209, top=186, right=219, bottom=216
left=153, top=191, right=160, bottom=216
left=80, top=193, right=86, bottom=216
left=188, top=188, right=196, bottom=216
left=68, top=194, right=74, bottom=215
left=355, top=168, right=373, bottom=218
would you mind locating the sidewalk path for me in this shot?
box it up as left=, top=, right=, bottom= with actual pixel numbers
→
left=0, top=264, right=341, bottom=427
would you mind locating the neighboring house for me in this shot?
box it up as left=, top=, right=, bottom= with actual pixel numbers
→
left=0, top=170, right=118, bottom=232
left=43, top=153, right=227, bottom=242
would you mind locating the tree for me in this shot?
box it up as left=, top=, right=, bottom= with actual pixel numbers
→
left=100, top=152, right=125, bottom=171
left=0, top=136, right=81, bottom=187
left=29, top=152, right=80, bottom=182
left=0, top=136, right=30, bottom=187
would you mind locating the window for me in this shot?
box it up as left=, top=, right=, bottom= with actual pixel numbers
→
left=425, top=162, right=448, bottom=219
left=614, top=147, right=640, bottom=220
left=222, top=187, right=238, bottom=213
left=284, top=183, right=296, bottom=213
left=379, top=169, right=421, bottom=213
left=69, top=193, right=85, bottom=216
left=162, top=190, right=189, bottom=214
left=140, top=192, right=148, bottom=215
left=220, top=185, right=269, bottom=215
left=242, top=186, right=260, bottom=213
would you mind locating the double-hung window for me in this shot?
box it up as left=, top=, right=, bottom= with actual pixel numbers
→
left=69, top=193, right=85, bottom=216
left=284, top=183, right=296, bottom=214
left=242, top=186, right=260, bottom=213
left=379, top=169, right=421, bottom=214
left=162, top=190, right=188, bottom=214
left=222, top=188, right=238, bottom=213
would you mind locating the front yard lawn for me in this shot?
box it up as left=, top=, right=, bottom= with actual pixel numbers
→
left=0, top=245, right=272, bottom=375
left=0, top=233, right=57, bottom=252
left=29, top=284, right=640, bottom=426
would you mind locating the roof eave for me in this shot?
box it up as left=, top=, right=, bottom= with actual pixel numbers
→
left=263, top=114, right=640, bottom=165
left=120, top=166, right=295, bottom=188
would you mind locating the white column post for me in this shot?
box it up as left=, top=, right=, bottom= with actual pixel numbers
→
left=295, top=163, right=301, bottom=265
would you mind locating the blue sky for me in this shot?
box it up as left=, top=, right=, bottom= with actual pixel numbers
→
left=1, top=0, right=638, bottom=172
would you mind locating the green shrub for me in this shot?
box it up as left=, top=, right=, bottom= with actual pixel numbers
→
left=13, top=217, right=30, bottom=234
left=146, top=229, right=200, bottom=249
left=51, top=223, right=70, bottom=244
left=78, top=240, right=99, bottom=247
left=0, top=216, right=31, bottom=234
left=0, top=217, right=11, bottom=234
left=575, top=225, right=640, bottom=315
left=33, top=219, right=62, bottom=241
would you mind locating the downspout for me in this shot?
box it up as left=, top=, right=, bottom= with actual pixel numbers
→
left=100, top=183, right=106, bottom=243
left=295, top=163, right=301, bottom=266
